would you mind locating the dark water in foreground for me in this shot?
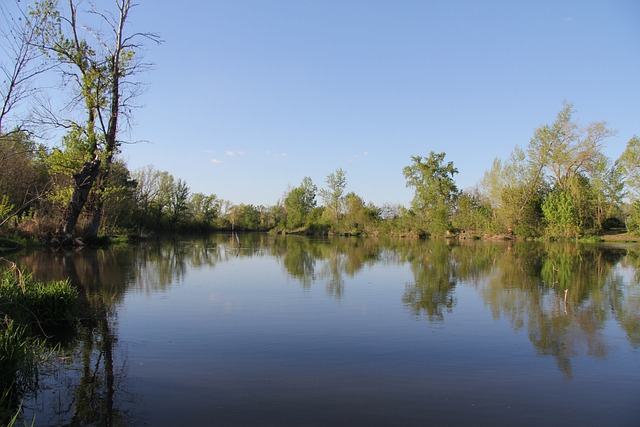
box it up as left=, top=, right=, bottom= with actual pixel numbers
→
left=13, top=234, right=640, bottom=426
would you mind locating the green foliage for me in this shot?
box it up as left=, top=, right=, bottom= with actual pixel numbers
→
left=589, top=155, right=625, bottom=232
left=284, top=177, right=317, bottom=230
left=168, top=179, right=190, bottom=226
left=626, top=201, right=640, bottom=236
left=231, top=204, right=262, bottom=230
left=47, top=128, right=94, bottom=175
left=319, top=168, right=347, bottom=224
left=477, top=102, right=622, bottom=239
left=618, top=135, right=640, bottom=199
left=542, top=190, right=580, bottom=238
left=189, top=193, right=221, bottom=229
left=403, top=151, right=458, bottom=236
left=452, top=191, right=493, bottom=235
left=528, top=101, right=614, bottom=192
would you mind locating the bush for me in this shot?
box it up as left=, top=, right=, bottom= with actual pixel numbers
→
left=542, top=190, right=580, bottom=238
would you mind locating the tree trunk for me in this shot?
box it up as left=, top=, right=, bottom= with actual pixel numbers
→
left=86, top=174, right=104, bottom=237
left=56, top=157, right=101, bottom=240
left=87, top=3, right=122, bottom=238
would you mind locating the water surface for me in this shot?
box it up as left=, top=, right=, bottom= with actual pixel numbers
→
left=14, top=235, right=640, bottom=426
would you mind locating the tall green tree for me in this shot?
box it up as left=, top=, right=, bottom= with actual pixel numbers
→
left=619, top=136, right=640, bottom=233
left=479, top=148, right=546, bottom=236
left=403, top=151, right=458, bottom=236
left=188, top=192, right=221, bottom=229
left=528, top=101, right=615, bottom=192
left=452, top=190, right=493, bottom=235
left=168, top=179, right=189, bottom=227
left=588, top=154, right=625, bottom=231
left=29, top=0, right=160, bottom=239
left=530, top=103, right=615, bottom=236
left=619, top=135, right=640, bottom=199
left=320, top=168, right=347, bottom=224
left=284, top=177, right=317, bottom=229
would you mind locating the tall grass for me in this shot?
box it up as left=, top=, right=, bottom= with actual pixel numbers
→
left=0, top=319, right=44, bottom=422
left=0, top=266, right=78, bottom=425
left=1, top=268, right=78, bottom=331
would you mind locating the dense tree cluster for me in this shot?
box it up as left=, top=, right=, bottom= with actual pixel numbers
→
left=0, top=2, right=638, bottom=241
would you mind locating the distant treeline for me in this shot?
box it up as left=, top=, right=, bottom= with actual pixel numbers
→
left=1, top=2, right=639, bottom=243
left=1, top=103, right=640, bottom=241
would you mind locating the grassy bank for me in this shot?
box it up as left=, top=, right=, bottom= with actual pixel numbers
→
left=0, top=262, right=78, bottom=424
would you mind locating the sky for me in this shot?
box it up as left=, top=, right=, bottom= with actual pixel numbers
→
left=12, top=0, right=640, bottom=207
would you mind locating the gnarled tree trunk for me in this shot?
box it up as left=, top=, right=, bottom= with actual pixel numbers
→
left=56, top=157, right=101, bottom=240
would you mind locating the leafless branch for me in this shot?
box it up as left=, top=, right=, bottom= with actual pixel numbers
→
left=0, top=0, right=54, bottom=134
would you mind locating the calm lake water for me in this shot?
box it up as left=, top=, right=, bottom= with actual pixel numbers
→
left=13, top=234, right=640, bottom=426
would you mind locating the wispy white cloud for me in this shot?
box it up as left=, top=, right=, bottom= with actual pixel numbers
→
left=211, top=158, right=223, bottom=165
left=350, top=151, right=370, bottom=163
left=266, top=150, right=288, bottom=158
left=225, top=150, right=245, bottom=156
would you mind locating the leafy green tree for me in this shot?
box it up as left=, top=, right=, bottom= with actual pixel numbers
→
left=168, top=179, right=190, bottom=227
left=403, top=151, right=458, bottom=236
left=528, top=101, right=615, bottom=192
left=618, top=135, right=640, bottom=199
left=93, top=160, right=137, bottom=232
left=267, top=202, right=286, bottom=230
left=284, top=177, right=317, bottom=229
left=189, top=193, right=221, bottom=229
left=342, top=192, right=367, bottom=234
left=626, top=201, right=640, bottom=235
left=542, top=189, right=580, bottom=238
left=29, top=0, right=160, bottom=239
left=320, top=168, right=347, bottom=224
left=588, top=155, right=625, bottom=231
left=480, top=103, right=617, bottom=237
left=235, top=204, right=261, bottom=230
left=452, top=190, right=493, bottom=235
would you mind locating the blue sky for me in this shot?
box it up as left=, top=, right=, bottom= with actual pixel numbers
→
left=118, top=0, right=640, bottom=207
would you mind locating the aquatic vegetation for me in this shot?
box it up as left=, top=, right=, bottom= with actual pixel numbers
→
left=0, top=265, right=78, bottom=424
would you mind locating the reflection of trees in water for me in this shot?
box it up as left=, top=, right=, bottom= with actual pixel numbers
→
left=615, top=248, right=640, bottom=348
left=278, top=237, right=320, bottom=289
left=402, top=240, right=457, bottom=321
left=277, top=236, right=384, bottom=298
left=318, top=250, right=347, bottom=299
left=389, top=239, right=637, bottom=379
left=130, top=235, right=229, bottom=293
left=400, top=241, right=506, bottom=321
left=478, top=243, right=630, bottom=379
left=13, top=234, right=640, bottom=410
left=16, top=251, right=131, bottom=426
